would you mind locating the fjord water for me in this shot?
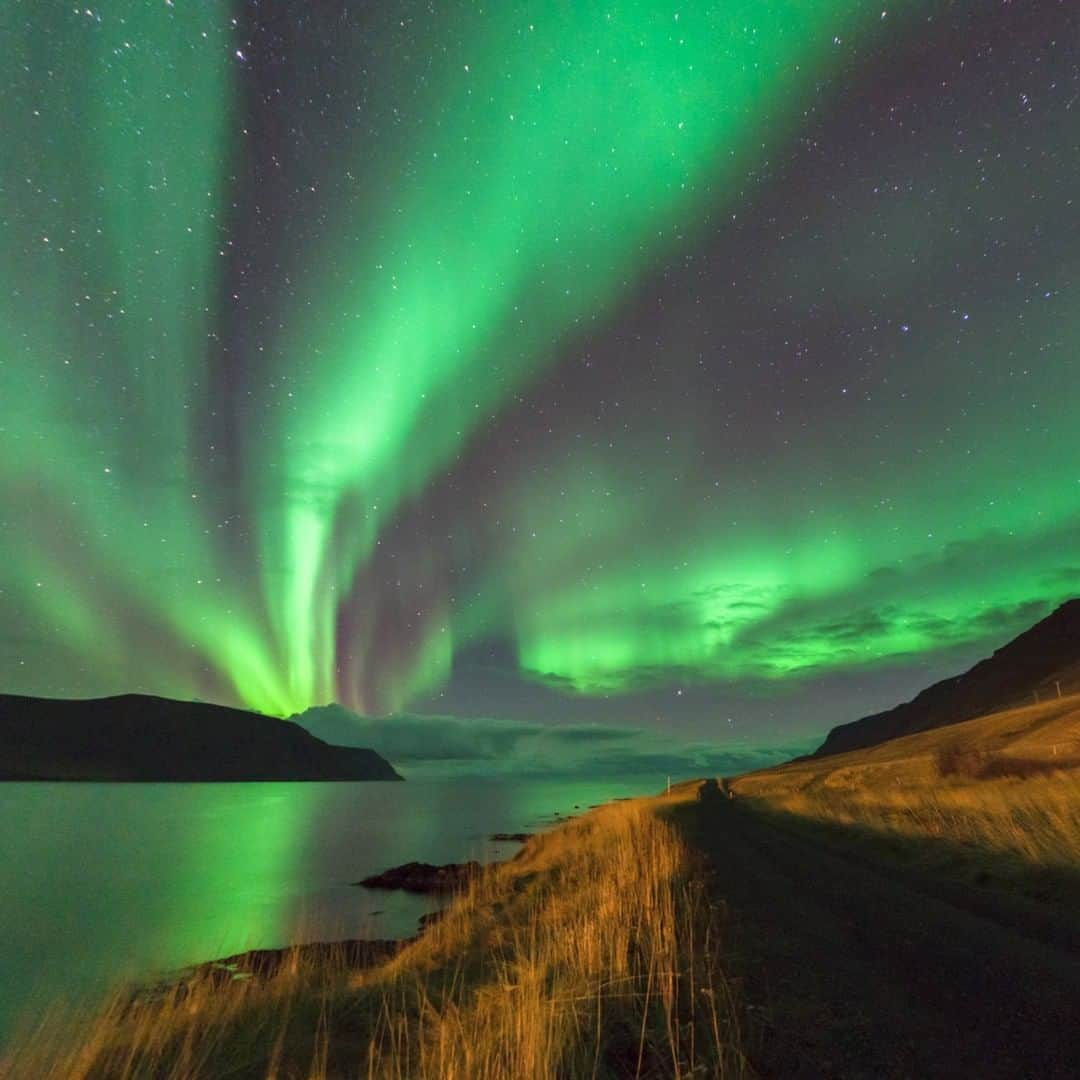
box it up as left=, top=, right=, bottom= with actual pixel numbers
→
left=0, top=775, right=659, bottom=1043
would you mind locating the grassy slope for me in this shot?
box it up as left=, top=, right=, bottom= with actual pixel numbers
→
left=732, top=693, right=1080, bottom=879
left=0, top=794, right=748, bottom=1080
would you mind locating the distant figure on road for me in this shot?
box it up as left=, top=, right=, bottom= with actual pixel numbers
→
left=698, top=777, right=736, bottom=804
left=697, top=778, right=723, bottom=805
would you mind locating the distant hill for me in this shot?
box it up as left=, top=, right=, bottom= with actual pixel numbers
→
left=814, top=598, right=1080, bottom=758
left=0, top=693, right=403, bottom=781
left=290, top=702, right=372, bottom=747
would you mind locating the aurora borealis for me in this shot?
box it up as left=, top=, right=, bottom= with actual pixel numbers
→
left=2, top=1, right=1078, bottom=748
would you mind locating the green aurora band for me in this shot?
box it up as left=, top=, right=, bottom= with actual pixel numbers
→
left=1, top=1, right=1077, bottom=720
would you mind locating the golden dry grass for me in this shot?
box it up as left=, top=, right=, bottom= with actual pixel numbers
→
left=1, top=794, right=747, bottom=1080
left=732, top=695, right=1080, bottom=871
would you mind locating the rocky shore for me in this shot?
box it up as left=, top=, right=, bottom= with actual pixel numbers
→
left=354, top=859, right=484, bottom=894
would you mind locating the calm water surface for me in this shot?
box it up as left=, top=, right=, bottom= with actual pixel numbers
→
left=0, top=775, right=660, bottom=1042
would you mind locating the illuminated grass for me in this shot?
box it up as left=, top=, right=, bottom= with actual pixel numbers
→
left=732, top=695, right=1080, bottom=872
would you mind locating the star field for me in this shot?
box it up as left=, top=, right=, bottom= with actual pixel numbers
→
left=1, top=0, right=1077, bottom=749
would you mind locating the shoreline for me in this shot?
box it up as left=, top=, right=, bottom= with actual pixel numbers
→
left=3, top=793, right=724, bottom=1078
left=0, top=780, right=662, bottom=1058
left=135, top=833, right=544, bottom=1000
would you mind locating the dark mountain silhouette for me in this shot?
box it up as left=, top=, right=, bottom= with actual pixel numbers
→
left=814, top=598, right=1080, bottom=758
left=0, top=693, right=403, bottom=781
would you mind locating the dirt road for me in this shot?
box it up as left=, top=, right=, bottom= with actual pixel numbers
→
left=677, top=798, right=1080, bottom=1078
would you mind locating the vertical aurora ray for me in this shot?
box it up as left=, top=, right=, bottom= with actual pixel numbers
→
left=0, top=3, right=299, bottom=712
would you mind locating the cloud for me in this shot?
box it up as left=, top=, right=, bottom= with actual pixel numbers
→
left=291, top=703, right=805, bottom=778
left=1042, top=566, right=1080, bottom=589
left=522, top=670, right=583, bottom=693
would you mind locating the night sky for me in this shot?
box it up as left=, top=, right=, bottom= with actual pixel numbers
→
left=2, top=1, right=1077, bottom=765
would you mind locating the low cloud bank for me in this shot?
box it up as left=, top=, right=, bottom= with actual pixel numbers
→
left=291, top=704, right=811, bottom=779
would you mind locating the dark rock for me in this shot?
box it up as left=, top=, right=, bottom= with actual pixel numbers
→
left=355, top=860, right=483, bottom=894
left=134, top=938, right=403, bottom=1002
left=204, top=939, right=401, bottom=979
left=489, top=832, right=532, bottom=842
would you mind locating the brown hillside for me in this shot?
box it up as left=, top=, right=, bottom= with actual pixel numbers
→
left=815, top=598, right=1080, bottom=758
left=732, top=692, right=1080, bottom=871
